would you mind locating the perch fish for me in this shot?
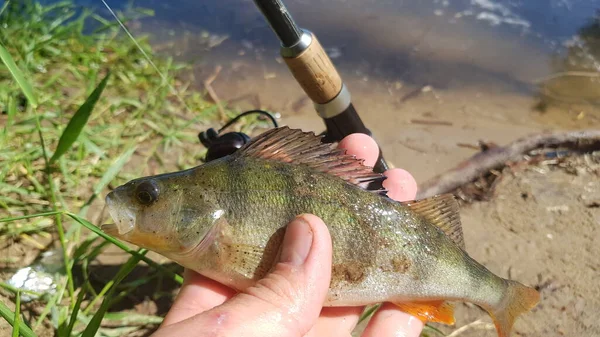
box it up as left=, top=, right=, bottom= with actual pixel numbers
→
left=102, top=127, right=539, bottom=337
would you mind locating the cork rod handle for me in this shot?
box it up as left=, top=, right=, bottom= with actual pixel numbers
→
left=283, top=35, right=343, bottom=104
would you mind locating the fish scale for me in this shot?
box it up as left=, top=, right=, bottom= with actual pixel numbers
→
left=103, top=127, right=540, bottom=337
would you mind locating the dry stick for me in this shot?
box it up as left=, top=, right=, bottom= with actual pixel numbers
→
left=532, top=70, right=600, bottom=84
left=204, top=65, right=227, bottom=121
left=446, top=319, right=495, bottom=337
left=417, top=129, right=600, bottom=199
left=410, top=119, right=453, bottom=126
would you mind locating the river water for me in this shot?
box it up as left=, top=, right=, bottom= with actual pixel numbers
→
left=91, top=0, right=600, bottom=181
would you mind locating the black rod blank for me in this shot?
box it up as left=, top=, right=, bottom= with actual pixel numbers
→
left=253, top=0, right=303, bottom=47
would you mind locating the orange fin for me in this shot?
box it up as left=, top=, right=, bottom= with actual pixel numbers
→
left=483, top=280, right=540, bottom=337
left=235, top=127, right=386, bottom=191
left=394, top=300, right=456, bottom=325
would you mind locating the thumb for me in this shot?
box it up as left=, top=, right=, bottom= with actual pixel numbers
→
left=228, top=214, right=332, bottom=336
left=154, top=214, right=333, bottom=337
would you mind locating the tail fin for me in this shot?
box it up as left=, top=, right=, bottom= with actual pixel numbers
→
left=485, top=280, right=540, bottom=337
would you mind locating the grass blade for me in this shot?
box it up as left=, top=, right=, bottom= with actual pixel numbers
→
left=0, top=211, right=64, bottom=223
left=3, top=96, right=16, bottom=137
left=76, top=144, right=137, bottom=216
left=0, top=300, right=36, bottom=337
left=49, top=72, right=111, bottom=163
left=12, top=291, right=20, bottom=337
left=64, top=288, right=86, bottom=336
left=0, top=43, right=38, bottom=108
left=75, top=143, right=137, bottom=233
left=32, top=109, right=75, bottom=303
left=81, top=250, right=146, bottom=337
left=93, top=144, right=137, bottom=197
left=66, top=212, right=183, bottom=284
left=94, top=146, right=137, bottom=194
left=0, top=283, right=42, bottom=298
left=33, top=278, right=67, bottom=330
left=358, top=304, right=381, bottom=325
left=103, top=312, right=163, bottom=324
left=422, top=324, right=446, bottom=336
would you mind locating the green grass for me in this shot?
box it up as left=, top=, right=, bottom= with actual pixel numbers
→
left=0, top=1, right=227, bottom=335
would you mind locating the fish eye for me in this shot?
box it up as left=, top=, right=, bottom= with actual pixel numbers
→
left=135, top=180, right=159, bottom=206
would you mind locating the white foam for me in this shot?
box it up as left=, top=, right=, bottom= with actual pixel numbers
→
left=467, top=0, right=531, bottom=29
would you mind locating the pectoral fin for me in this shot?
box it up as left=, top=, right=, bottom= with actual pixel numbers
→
left=393, top=300, right=456, bottom=325
left=217, top=227, right=285, bottom=280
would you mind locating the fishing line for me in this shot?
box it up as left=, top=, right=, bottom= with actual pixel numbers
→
left=99, top=0, right=194, bottom=115
left=0, top=0, right=12, bottom=17
left=198, top=109, right=279, bottom=162
left=218, top=109, right=278, bottom=133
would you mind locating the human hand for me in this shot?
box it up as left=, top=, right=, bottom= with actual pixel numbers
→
left=154, top=133, right=420, bottom=337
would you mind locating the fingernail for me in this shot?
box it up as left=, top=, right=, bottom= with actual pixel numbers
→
left=279, top=217, right=313, bottom=265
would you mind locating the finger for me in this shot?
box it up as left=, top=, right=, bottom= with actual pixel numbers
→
left=338, top=133, right=379, bottom=167
left=339, top=135, right=418, bottom=202
left=154, top=214, right=333, bottom=337
left=304, top=306, right=363, bottom=337
left=361, top=303, right=424, bottom=337
left=161, top=269, right=237, bottom=327
left=383, top=168, right=418, bottom=202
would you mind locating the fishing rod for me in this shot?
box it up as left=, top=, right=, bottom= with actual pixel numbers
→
left=251, top=0, right=390, bottom=174
left=199, top=0, right=390, bottom=176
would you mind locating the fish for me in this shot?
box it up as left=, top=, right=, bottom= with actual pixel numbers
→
left=102, top=127, right=539, bottom=337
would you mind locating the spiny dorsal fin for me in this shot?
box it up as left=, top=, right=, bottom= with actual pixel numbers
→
left=401, top=194, right=465, bottom=249
left=236, top=127, right=386, bottom=190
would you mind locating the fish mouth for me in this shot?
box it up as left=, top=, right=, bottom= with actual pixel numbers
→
left=105, top=190, right=137, bottom=236
left=99, top=223, right=119, bottom=236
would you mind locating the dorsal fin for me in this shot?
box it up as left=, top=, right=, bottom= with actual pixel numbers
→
left=401, top=194, right=465, bottom=249
left=235, top=127, right=386, bottom=190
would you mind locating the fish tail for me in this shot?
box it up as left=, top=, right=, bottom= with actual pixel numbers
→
left=484, top=279, right=540, bottom=337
